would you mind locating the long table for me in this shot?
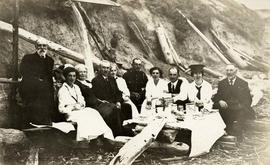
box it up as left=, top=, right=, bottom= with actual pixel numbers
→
left=123, top=111, right=226, bottom=157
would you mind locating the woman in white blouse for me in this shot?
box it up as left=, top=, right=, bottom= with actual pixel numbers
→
left=58, top=67, right=114, bottom=142
left=110, top=64, right=139, bottom=118
left=187, top=64, right=213, bottom=111
left=141, top=67, right=168, bottom=115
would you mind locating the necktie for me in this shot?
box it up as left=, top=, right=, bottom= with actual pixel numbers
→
left=171, top=84, right=175, bottom=93
left=196, top=86, right=202, bottom=100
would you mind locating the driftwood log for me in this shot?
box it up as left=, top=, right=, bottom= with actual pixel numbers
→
left=177, top=9, right=231, bottom=65
left=210, top=30, right=249, bottom=69
left=0, top=20, right=102, bottom=67
left=233, top=48, right=270, bottom=72
left=73, top=0, right=120, bottom=7
left=128, top=21, right=155, bottom=58
left=109, top=117, right=167, bottom=165
left=69, top=0, right=95, bottom=79
left=76, top=3, right=106, bottom=57
left=156, top=26, right=175, bottom=64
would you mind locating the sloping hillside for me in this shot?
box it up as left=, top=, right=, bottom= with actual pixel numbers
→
left=0, top=0, right=267, bottom=78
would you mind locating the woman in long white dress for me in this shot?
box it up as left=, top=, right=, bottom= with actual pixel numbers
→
left=140, top=67, right=168, bottom=115
left=58, top=67, right=114, bottom=142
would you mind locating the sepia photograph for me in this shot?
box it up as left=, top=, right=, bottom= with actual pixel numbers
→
left=0, top=0, right=269, bottom=164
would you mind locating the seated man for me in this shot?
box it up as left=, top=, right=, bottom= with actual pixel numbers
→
left=167, top=67, right=188, bottom=108
left=74, top=64, right=123, bottom=137
left=213, top=64, right=255, bottom=137
left=92, top=60, right=133, bottom=135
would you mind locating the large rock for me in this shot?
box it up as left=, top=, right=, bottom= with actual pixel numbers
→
left=0, top=128, right=28, bottom=144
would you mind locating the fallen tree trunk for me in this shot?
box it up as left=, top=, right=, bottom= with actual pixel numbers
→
left=233, top=48, right=270, bottom=71
left=156, top=26, right=175, bottom=64
left=128, top=21, right=155, bottom=58
left=203, top=67, right=225, bottom=78
left=210, top=30, right=249, bottom=69
left=76, top=3, right=107, bottom=56
left=177, top=9, right=231, bottom=65
left=70, top=0, right=95, bottom=79
left=73, top=0, right=121, bottom=7
left=0, top=20, right=101, bottom=66
left=109, top=117, right=167, bottom=165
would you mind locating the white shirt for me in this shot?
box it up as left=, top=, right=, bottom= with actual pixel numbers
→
left=145, top=78, right=168, bottom=100
left=187, top=80, right=213, bottom=110
left=58, top=82, right=85, bottom=114
left=115, top=76, right=130, bottom=97
left=170, top=78, right=189, bottom=102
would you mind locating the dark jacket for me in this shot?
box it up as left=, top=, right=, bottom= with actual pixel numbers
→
left=19, top=52, right=54, bottom=125
left=213, top=77, right=254, bottom=119
left=75, top=80, right=101, bottom=108
left=123, top=69, right=148, bottom=93
left=92, top=74, right=122, bottom=103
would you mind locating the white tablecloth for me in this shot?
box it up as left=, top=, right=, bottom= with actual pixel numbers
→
left=180, top=112, right=226, bottom=157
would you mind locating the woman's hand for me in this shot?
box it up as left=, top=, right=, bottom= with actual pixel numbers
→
left=195, top=100, right=204, bottom=107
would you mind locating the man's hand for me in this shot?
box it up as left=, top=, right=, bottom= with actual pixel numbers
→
left=219, top=100, right=228, bottom=109
left=116, top=102, right=121, bottom=109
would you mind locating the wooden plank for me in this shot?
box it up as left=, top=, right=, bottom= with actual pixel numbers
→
left=109, top=117, right=167, bottom=165
left=177, top=9, right=231, bottom=65
left=73, top=0, right=120, bottom=7
left=114, top=136, right=189, bottom=155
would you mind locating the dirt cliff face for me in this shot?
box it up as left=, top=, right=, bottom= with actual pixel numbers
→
left=0, top=0, right=267, bottom=78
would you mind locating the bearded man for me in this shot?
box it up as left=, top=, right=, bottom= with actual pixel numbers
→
left=19, top=39, right=54, bottom=126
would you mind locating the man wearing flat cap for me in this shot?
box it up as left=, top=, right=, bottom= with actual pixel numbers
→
left=19, top=39, right=54, bottom=126
left=187, top=64, right=213, bottom=110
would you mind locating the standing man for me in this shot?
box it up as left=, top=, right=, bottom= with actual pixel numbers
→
left=123, top=58, right=148, bottom=112
left=167, top=67, right=188, bottom=108
left=213, top=64, right=255, bottom=137
left=19, top=39, right=54, bottom=126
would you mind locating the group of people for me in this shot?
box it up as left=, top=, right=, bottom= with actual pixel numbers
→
left=19, top=40, right=255, bottom=143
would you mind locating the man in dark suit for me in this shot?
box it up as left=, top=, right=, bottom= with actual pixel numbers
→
left=92, top=60, right=133, bottom=135
left=167, top=67, right=188, bottom=108
left=74, top=64, right=123, bottom=137
left=19, top=39, right=54, bottom=126
left=213, top=64, right=255, bottom=137
left=123, top=58, right=148, bottom=112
